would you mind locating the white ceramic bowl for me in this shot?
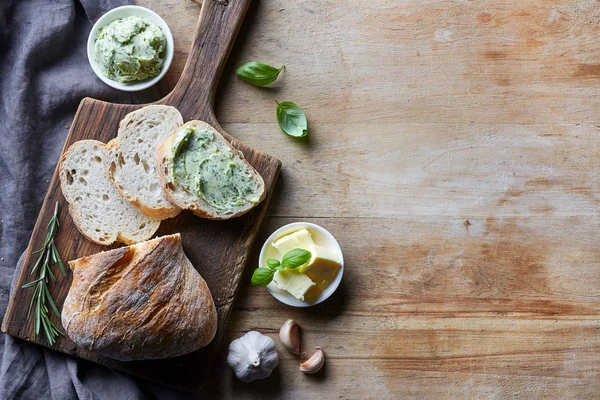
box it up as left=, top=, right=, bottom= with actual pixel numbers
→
left=87, top=6, right=174, bottom=92
left=259, top=222, right=344, bottom=307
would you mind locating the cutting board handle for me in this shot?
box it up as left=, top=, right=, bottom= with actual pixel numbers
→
left=164, top=0, right=252, bottom=120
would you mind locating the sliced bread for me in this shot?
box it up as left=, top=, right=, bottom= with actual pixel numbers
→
left=106, top=105, right=183, bottom=220
left=155, top=121, right=266, bottom=219
left=59, top=140, right=160, bottom=245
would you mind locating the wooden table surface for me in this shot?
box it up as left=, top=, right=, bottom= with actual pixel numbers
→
left=137, top=1, right=600, bottom=398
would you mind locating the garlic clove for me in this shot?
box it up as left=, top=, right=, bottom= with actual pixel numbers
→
left=299, top=347, right=325, bottom=374
left=279, top=319, right=301, bottom=355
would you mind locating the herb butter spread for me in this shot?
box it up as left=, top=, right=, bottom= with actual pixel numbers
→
left=170, top=126, right=260, bottom=214
left=94, top=16, right=166, bottom=83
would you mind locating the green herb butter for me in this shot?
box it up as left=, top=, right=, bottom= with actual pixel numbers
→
left=170, top=126, right=260, bottom=214
left=93, top=16, right=166, bottom=83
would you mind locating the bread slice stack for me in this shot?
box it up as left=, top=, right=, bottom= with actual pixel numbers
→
left=59, top=105, right=265, bottom=246
left=59, top=140, right=160, bottom=245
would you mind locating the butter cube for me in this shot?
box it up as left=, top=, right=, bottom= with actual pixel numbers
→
left=300, top=245, right=339, bottom=272
left=272, top=229, right=315, bottom=258
left=273, top=268, right=316, bottom=301
left=300, top=245, right=341, bottom=291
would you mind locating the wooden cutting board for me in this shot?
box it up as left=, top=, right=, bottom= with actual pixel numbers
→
left=0, top=0, right=280, bottom=391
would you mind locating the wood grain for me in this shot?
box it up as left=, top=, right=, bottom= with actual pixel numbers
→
left=133, top=0, right=600, bottom=398
left=1, top=0, right=281, bottom=392
left=4, top=0, right=600, bottom=397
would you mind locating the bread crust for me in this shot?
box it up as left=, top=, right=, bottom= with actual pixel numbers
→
left=62, top=233, right=217, bottom=361
left=155, top=121, right=266, bottom=220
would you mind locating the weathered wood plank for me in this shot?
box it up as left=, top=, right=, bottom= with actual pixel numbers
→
left=201, top=216, right=600, bottom=398
left=213, top=0, right=600, bottom=126
left=218, top=122, right=599, bottom=221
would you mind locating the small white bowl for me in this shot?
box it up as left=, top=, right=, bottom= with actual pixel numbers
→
left=87, top=6, right=174, bottom=92
left=259, top=222, right=344, bottom=307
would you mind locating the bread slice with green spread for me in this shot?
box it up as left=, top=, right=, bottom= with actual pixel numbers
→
left=106, top=105, right=183, bottom=220
left=59, top=140, right=160, bottom=245
left=155, top=121, right=266, bottom=219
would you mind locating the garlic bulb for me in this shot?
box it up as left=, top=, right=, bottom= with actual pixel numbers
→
left=227, top=331, right=279, bottom=382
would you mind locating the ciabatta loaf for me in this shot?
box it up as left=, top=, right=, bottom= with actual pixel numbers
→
left=62, top=233, right=217, bottom=361
left=59, top=140, right=159, bottom=245
left=106, top=105, right=183, bottom=220
left=155, top=121, right=266, bottom=219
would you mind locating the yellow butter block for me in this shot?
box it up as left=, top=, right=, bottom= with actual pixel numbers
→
left=273, top=268, right=316, bottom=301
left=299, top=245, right=339, bottom=272
left=272, top=229, right=315, bottom=258
left=301, top=245, right=340, bottom=291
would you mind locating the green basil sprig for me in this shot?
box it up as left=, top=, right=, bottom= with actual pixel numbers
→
left=276, top=101, right=308, bottom=137
left=236, top=62, right=285, bottom=87
left=251, top=248, right=312, bottom=286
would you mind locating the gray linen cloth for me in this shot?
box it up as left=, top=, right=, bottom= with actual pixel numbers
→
left=0, top=1, right=193, bottom=398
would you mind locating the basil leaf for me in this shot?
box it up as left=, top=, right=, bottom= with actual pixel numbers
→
left=281, top=248, right=312, bottom=269
left=266, top=259, right=281, bottom=270
left=236, top=62, right=285, bottom=87
left=251, top=268, right=275, bottom=286
left=276, top=101, right=308, bottom=137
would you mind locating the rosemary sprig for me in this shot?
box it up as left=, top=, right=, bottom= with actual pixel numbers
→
left=22, top=201, right=66, bottom=345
